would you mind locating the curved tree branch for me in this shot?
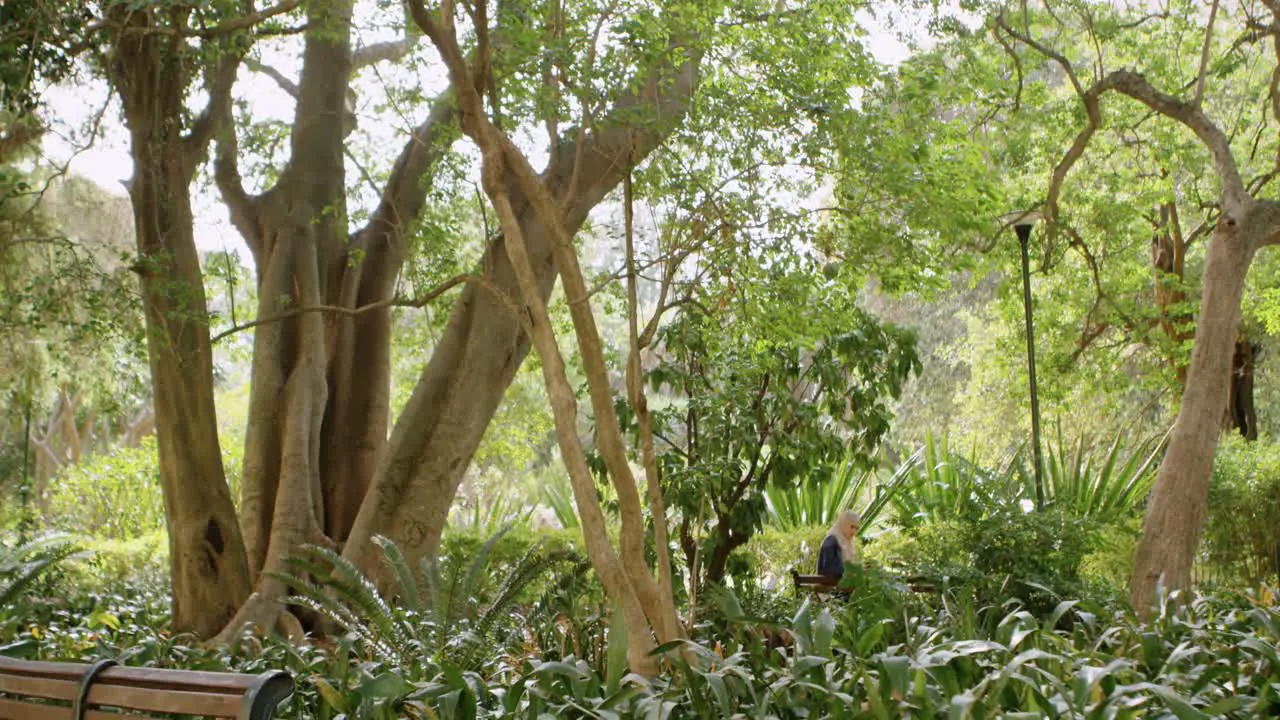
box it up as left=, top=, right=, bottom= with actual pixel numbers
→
left=210, top=273, right=526, bottom=343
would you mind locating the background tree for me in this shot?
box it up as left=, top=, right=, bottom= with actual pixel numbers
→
left=649, top=255, right=919, bottom=587
left=991, top=0, right=1280, bottom=611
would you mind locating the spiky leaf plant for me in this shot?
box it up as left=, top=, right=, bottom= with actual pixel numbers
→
left=273, top=529, right=571, bottom=671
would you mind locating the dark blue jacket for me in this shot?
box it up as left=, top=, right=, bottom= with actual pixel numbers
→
left=817, top=534, right=843, bottom=579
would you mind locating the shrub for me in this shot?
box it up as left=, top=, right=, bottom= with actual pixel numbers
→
left=11, top=571, right=1280, bottom=718
left=40, top=434, right=244, bottom=542
left=69, top=531, right=168, bottom=593
left=1201, top=435, right=1280, bottom=586
left=739, top=525, right=826, bottom=587
left=438, top=525, right=583, bottom=603
left=42, top=439, right=164, bottom=540
left=869, top=507, right=1097, bottom=615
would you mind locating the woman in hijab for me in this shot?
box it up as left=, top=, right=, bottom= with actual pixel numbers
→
left=817, top=510, right=860, bottom=579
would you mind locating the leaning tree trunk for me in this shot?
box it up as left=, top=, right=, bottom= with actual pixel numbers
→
left=343, top=34, right=704, bottom=578
left=1129, top=204, right=1276, bottom=612
left=110, top=13, right=251, bottom=636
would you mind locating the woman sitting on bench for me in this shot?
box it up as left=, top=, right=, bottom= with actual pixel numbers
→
left=817, top=510, right=860, bottom=579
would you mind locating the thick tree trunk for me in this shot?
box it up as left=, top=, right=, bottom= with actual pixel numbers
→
left=215, top=32, right=460, bottom=607
left=233, top=0, right=353, bottom=606
left=110, top=16, right=251, bottom=636
left=703, top=522, right=749, bottom=586
left=1129, top=204, right=1275, bottom=613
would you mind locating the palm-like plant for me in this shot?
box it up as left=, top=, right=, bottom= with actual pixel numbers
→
left=764, top=458, right=871, bottom=530
left=764, top=447, right=922, bottom=536
left=1034, top=424, right=1168, bottom=521
left=273, top=530, right=571, bottom=670
left=888, top=433, right=1015, bottom=526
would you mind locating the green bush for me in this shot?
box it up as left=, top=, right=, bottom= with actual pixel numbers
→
left=42, top=439, right=164, bottom=540
left=438, top=525, right=583, bottom=604
left=869, top=506, right=1098, bottom=615
left=12, top=575, right=1280, bottom=719
left=1078, top=516, right=1140, bottom=597
left=739, top=525, right=827, bottom=586
left=1202, top=435, right=1280, bottom=586
left=68, top=532, right=168, bottom=593
left=41, top=435, right=244, bottom=543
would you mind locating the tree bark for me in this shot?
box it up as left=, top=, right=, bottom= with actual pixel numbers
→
left=1225, top=337, right=1259, bottom=441
left=1129, top=203, right=1277, bottom=612
left=227, top=0, right=353, bottom=615
left=109, top=9, right=251, bottom=636
left=343, top=32, right=703, bottom=578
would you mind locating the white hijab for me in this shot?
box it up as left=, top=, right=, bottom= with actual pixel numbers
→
left=828, top=510, right=861, bottom=564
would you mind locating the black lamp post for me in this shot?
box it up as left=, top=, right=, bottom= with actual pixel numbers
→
left=1001, top=210, right=1045, bottom=511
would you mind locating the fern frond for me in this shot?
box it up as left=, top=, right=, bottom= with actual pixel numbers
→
left=279, top=545, right=414, bottom=657
left=0, top=535, right=82, bottom=609
left=448, top=526, right=510, bottom=629
left=476, top=544, right=570, bottom=640
left=372, top=535, right=422, bottom=613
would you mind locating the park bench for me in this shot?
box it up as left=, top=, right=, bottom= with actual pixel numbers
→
left=0, top=657, right=292, bottom=720
left=789, top=568, right=937, bottom=596
left=789, top=570, right=852, bottom=595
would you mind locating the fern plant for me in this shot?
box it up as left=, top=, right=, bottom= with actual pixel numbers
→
left=273, top=529, right=571, bottom=670
left=1, top=533, right=82, bottom=611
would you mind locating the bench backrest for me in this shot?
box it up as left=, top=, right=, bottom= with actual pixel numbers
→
left=789, top=570, right=851, bottom=593
left=0, top=657, right=292, bottom=720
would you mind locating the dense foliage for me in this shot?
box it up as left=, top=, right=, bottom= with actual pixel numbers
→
left=8, top=538, right=1280, bottom=718
left=7, top=0, right=1280, bottom=716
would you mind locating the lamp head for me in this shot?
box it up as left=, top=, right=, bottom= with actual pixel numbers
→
left=1000, top=209, right=1042, bottom=243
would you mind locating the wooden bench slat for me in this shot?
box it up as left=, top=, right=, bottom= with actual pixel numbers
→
left=0, top=666, right=241, bottom=716
left=0, top=658, right=260, bottom=692
left=790, top=570, right=853, bottom=594
left=87, top=684, right=243, bottom=717
left=0, top=696, right=71, bottom=720
left=0, top=657, right=292, bottom=719
left=0, top=672, right=79, bottom=701
left=0, top=697, right=172, bottom=720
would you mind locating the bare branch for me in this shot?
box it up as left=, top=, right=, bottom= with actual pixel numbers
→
left=352, top=36, right=419, bottom=71
left=212, top=96, right=264, bottom=257
left=183, top=51, right=243, bottom=174
left=1007, top=13, right=1249, bottom=219
left=210, top=273, right=524, bottom=343
left=998, top=13, right=1085, bottom=97
left=245, top=56, right=299, bottom=97
left=1194, top=0, right=1221, bottom=107
left=1106, top=69, right=1246, bottom=213
left=352, top=89, right=459, bottom=246
left=90, top=0, right=305, bottom=39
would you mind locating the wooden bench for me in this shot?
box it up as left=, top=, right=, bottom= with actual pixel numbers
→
left=0, top=657, right=292, bottom=720
left=789, top=570, right=852, bottom=595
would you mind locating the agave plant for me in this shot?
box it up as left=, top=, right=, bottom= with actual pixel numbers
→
left=1032, top=424, right=1169, bottom=522
left=764, top=446, right=921, bottom=534
left=448, top=487, right=536, bottom=535
left=888, top=432, right=1016, bottom=527
left=273, top=529, right=571, bottom=670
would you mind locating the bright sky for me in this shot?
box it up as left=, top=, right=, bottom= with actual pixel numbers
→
left=39, top=6, right=927, bottom=262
